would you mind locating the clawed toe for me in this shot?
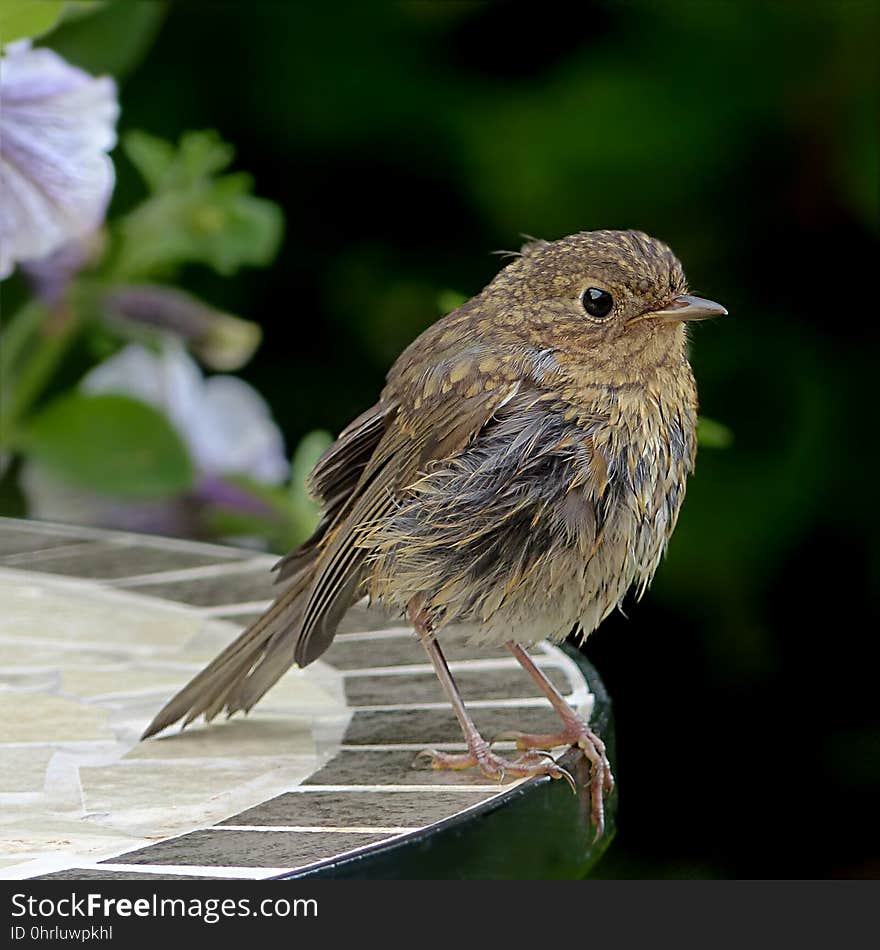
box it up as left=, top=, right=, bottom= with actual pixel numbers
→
left=412, top=748, right=500, bottom=776
left=413, top=743, right=573, bottom=789
left=494, top=720, right=614, bottom=839
left=411, top=748, right=441, bottom=770
left=495, top=730, right=569, bottom=751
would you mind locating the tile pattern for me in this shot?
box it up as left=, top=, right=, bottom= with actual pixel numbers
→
left=0, top=517, right=597, bottom=880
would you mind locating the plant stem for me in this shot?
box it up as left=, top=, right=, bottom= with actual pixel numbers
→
left=0, top=303, right=82, bottom=448
left=0, top=300, right=47, bottom=390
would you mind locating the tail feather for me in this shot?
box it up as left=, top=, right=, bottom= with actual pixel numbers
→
left=141, top=399, right=395, bottom=741
left=141, top=565, right=313, bottom=739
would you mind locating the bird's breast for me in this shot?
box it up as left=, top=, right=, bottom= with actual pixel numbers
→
left=590, top=364, right=698, bottom=589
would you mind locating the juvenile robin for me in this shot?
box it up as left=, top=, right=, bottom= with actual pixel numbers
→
left=142, top=229, right=726, bottom=839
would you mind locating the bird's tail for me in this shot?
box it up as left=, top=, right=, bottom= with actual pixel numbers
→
left=141, top=552, right=325, bottom=739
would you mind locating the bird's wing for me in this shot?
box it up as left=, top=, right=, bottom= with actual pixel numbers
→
left=271, top=401, right=397, bottom=585
left=293, top=351, right=524, bottom=665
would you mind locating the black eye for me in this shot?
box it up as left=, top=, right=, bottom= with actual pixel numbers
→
left=582, top=287, right=614, bottom=319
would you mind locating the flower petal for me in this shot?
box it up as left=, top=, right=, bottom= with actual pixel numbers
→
left=80, top=342, right=289, bottom=485
left=0, top=42, right=118, bottom=278
left=196, top=375, right=290, bottom=484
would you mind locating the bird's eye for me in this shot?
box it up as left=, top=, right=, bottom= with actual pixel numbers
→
left=581, top=287, right=614, bottom=319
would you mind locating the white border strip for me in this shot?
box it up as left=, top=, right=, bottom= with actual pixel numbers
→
left=50, top=864, right=304, bottom=880
left=217, top=825, right=418, bottom=834
left=338, top=743, right=515, bottom=752
left=108, top=559, right=273, bottom=587
left=340, top=656, right=566, bottom=677
left=0, top=516, right=254, bottom=558
left=344, top=697, right=568, bottom=711
left=0, top=541, right=116, bottom=565
left=199, top=600, right=274, bottom=617
left=283, top=783, right=518, bottom=793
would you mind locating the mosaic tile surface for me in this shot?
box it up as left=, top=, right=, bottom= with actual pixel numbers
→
left=0, top=517, right=597, bottom=880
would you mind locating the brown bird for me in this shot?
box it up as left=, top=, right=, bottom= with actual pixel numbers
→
left=142, top=229, right=725, bottom=839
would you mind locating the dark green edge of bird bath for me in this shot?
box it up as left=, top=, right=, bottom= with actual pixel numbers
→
left=276, top=644, right=616, bottom=880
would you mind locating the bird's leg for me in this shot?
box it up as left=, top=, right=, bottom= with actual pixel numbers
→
left=501, top=641, right=614, bottom=839
left=408, top=602, right=574, bottom=789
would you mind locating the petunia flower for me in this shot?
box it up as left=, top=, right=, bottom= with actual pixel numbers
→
left=0, top=41, right=118, bottom=279
left=80, top=342, right=289, bottom=485
left=23, top=342, right=289, bottom=536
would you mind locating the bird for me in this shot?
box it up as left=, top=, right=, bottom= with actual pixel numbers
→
left=141, top=229, right=726, bottom=840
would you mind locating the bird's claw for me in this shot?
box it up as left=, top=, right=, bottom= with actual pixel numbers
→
left=499, top=723, right=614, bottom=838
left=413, top=744, right=573, bottom=790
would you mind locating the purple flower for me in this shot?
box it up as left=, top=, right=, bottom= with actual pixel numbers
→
left=22, top=343, right=289, bottom=537
left=81, top=342, right=289, bottom=484
left=0, top=41, right=118, bottom=279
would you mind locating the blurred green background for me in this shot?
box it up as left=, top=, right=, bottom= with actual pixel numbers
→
left=1, top=0, right=877, bottom=878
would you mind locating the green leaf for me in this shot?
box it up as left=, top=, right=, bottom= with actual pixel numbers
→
left=174, top=130, right=236, bottom=182
left=122, top=131, right=176, bottom=193
left=437, top=289, right=467, bottom=314
left=43, top=0, right=167, bottom=79
left=123, top=130, right=235, bottom=193
left=288, top=429, right=333, bottom=538
left=20, top=393, right=194, bottom=499
left=113, top=131, right=284, bottom=279
left=697, top=416, right=734, bottom=450
left=201, top=506, right=280, bottom=544
left=204, top=474, right=300, bottom=551
left=0, top=0, right=64, bottom=45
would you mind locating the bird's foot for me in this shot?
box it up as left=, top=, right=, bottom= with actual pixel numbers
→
left=496, top=719, right=614, bottom=840
left=413, top=738, right=575, bottom=791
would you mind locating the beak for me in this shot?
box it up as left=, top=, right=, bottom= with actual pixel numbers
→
left=648, top=294, right=728, bottom=323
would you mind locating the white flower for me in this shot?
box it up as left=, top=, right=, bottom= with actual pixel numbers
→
left=0, top=41, right=118, bottom=279
left=81, top=342, right=289, bottom=484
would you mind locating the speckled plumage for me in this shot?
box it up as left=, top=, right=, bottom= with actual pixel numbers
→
left=365, top=231, right=697, bottom=646
left=143, top=230, right=712, bottom=739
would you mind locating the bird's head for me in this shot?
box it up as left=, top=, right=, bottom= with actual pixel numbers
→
left=489, top=229, right=726, bottom=358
